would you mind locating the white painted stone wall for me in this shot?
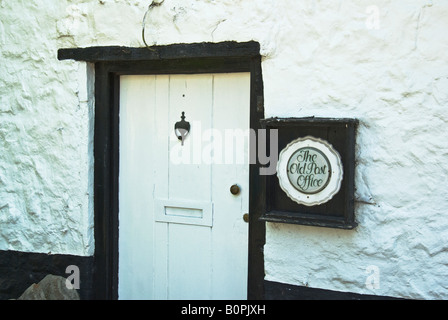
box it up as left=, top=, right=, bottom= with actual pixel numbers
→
left=1, top=0, right=447, bottom=299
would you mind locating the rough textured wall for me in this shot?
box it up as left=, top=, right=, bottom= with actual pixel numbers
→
left=1, top=0, right=447, bottom=299
left=260, top=1, right=448, bottom=300
left=0, top=1, right=95, bottom=255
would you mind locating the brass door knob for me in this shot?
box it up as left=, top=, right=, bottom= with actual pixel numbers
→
left=243, top=213, right=249, bottom=223
left=230, top=184, right=240, bottom=195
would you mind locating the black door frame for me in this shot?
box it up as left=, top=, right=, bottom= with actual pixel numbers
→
left=58, top=41, right=266, bottom=300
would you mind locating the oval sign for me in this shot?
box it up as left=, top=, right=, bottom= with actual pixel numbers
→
left=277, top=136, right=343, bottom=206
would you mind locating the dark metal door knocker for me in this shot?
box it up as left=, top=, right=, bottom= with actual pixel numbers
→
left=174, top=111, right=190, bottom=146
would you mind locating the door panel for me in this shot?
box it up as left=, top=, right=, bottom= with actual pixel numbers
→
left=118, top=73, right=250, bottom=300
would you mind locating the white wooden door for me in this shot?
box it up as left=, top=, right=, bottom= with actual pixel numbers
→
left=118, top=73, right=250, bottom=300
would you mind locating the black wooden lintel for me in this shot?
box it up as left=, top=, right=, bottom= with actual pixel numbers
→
left=58, top=41, right=260, bottom=62
left=261, top=117, right=360, bottom=127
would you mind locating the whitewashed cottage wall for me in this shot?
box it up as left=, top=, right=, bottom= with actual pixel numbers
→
left=1, top=0, right=447, bottom=299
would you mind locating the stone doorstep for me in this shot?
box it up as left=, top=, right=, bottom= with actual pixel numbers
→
left=16, top=274, right=80, bottom=300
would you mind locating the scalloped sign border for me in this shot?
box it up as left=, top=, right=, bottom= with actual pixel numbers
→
left=276, top=136, right=343, bottom=206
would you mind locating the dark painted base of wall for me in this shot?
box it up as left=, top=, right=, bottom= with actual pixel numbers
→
left=0, top=249, right=401, bottom=300
left=0, top=250, right=94, bottom=300
left=264, top=280, right=402, bottom=300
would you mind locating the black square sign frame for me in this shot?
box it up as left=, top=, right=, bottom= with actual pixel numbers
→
left=260, top=117, right=358, bottom=229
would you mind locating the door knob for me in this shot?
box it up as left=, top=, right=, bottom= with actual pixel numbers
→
left=243, top=213, right=249, bottom=223
left=230, top=184, right=240, bottom=195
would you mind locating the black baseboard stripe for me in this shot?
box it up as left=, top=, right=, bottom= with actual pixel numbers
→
left=264, top=280, right=402, bottom=300
left=0, top=250, right=94, bottom=300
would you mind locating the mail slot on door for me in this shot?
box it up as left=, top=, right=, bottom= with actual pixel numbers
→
left=155, top=199, right=213, bottom=227
left=260, top=117, right=358, bottom=230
